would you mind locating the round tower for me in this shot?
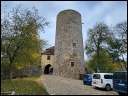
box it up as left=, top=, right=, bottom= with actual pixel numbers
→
left=54, top=9, right=85, bottom=79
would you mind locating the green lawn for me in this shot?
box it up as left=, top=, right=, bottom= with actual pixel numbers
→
left=1, top=76, right=49, bottom=95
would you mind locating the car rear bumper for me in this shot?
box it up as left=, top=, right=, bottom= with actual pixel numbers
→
left=92, top=84, right=105, bottom=88
left=83, top=80, right=92, bottom=84
left=113, top=89, right=127, bottom=94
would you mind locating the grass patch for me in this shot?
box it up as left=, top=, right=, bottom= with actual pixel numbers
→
left=1, top=76, right=49, bottom=95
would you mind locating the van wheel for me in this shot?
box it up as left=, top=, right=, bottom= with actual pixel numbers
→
left=94, top=86, right=98, bottom=89
left=105, top=84, right=111, bottom=91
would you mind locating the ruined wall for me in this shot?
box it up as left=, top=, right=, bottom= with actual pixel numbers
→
left=54, top=9, right=85, bottom=79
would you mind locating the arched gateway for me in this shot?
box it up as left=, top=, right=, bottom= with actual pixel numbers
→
left=41, top=46, right=54, bottom=74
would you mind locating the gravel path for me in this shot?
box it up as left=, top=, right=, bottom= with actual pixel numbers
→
left=40, top=75, right=118, bottom=95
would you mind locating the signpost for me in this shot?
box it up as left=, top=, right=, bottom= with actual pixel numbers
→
left=97, top=67, right=100, bottom=73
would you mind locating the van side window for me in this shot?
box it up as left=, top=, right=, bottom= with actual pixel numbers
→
left=113, top=72, right=127, bottom=79
left=104, top=75, right=113, bottom=79
left=125, top=73, right=127, bottom=79
left=113, top=72, right=119, bottom=79
left=93, top=74, right=100, bottom=79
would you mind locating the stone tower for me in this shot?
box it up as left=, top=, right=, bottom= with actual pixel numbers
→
left=54, top=9, right=85, bottom=79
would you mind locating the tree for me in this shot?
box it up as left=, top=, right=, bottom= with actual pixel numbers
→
left=114, top=21, right=127, bottom=70
left=1, top=4, right=49, bottom=82
left=86, top=48, right=114, bottom=73
left=107, top=21, right=127, bottom=70
left=107, top=38, right=124, bottom=70
left=114, top=21, right=127, bottom=51
left=85, top=22, right=112, bottom=70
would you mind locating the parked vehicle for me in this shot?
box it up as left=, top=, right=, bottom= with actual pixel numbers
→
left=83, top=74, right=92, bottom=85
left=92, top=73, right=113, bottom=91
left=113, top=71, right=127, bottom=95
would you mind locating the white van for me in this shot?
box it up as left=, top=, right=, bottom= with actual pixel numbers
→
left=92, top=73, right=113, bottom=91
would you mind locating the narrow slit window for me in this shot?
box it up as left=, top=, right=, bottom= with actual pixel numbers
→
left=47, top=55, right=50, bottom=60
left=71, top=62, right=74, bottom=67
left=73, top=43, right=76, bottom=48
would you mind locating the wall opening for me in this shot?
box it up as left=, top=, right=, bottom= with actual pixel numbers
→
left=47, top=55, right=50, bottom=60
left=44, top=64, right=52, bottom=74
left=73, top=43, right=76, bottom=48
left=71, top=62, right=74, bottom=67
left=50, top=68, right=53, bottom=74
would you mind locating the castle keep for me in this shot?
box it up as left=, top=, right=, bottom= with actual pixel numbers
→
left=53, top=9, right=85, bottom=79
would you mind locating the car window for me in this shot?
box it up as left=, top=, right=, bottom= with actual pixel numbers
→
left=125, top=72, right=127, bottom=79
left=93, top=74, right=100, bottom=79
left=113, top=72, right=127, bottom=79
left=85, top=75, right=90, bottom=78
left=86, top=75, right=88, bottom=78
left=84, top=75, right=88, bottom=78
left=104, top=75, right=113, bottom=79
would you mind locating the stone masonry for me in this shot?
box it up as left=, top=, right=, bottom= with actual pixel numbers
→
left=53, top=9, right=85, bottom=79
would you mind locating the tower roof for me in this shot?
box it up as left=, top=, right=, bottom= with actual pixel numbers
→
left=41, top=46, right=55, bottom=55
left=57, top=9, right=80, bottom=16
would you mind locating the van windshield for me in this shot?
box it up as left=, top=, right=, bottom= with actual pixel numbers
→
left=104, top=75, right=113, bottom=79
left=113, top=72, right=127, bottom=79
left=93, top=74, right=100, bottom=79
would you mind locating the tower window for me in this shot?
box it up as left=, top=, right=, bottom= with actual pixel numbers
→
left=73, top=43, right=76, bottom=48
left=71, top=62, right=74, bottom=67
left=47, top=55, right=50, bottom=60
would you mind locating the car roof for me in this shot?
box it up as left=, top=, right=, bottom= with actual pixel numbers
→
left=114, top=71, right=127, bottom=72
left=87, top=74, right=92, bottom=75
left=93, top=73, right=113, bottom=75
left=85, top=74, right=92, bottom=76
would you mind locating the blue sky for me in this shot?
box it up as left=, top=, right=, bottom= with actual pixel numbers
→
left=1, top=1, right=127, bottom=60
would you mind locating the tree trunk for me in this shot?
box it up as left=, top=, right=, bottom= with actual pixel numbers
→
left=97, top=46, right=100, bottom=72
left=9, top=62, right=12, bottom=82
left=97, top=51, right=100, bottom=67
left=9, top=71, right=12, bottom=82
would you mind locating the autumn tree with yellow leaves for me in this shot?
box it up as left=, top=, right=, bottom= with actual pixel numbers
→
left=1, top=4, right=49, bottom=82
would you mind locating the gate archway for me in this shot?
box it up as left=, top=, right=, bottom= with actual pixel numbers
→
left=44, top=64, right=53, bottom=74
left=49, top=66, right=53, bottom=74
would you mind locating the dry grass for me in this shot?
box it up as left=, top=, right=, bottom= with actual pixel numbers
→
left=1, top=76, right=49, bottom=95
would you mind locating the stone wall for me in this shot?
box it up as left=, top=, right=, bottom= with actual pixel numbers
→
left=54, top=9, right=85, bottom=79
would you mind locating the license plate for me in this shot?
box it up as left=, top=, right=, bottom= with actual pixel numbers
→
left=93, top=82, right=96, bottom=84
